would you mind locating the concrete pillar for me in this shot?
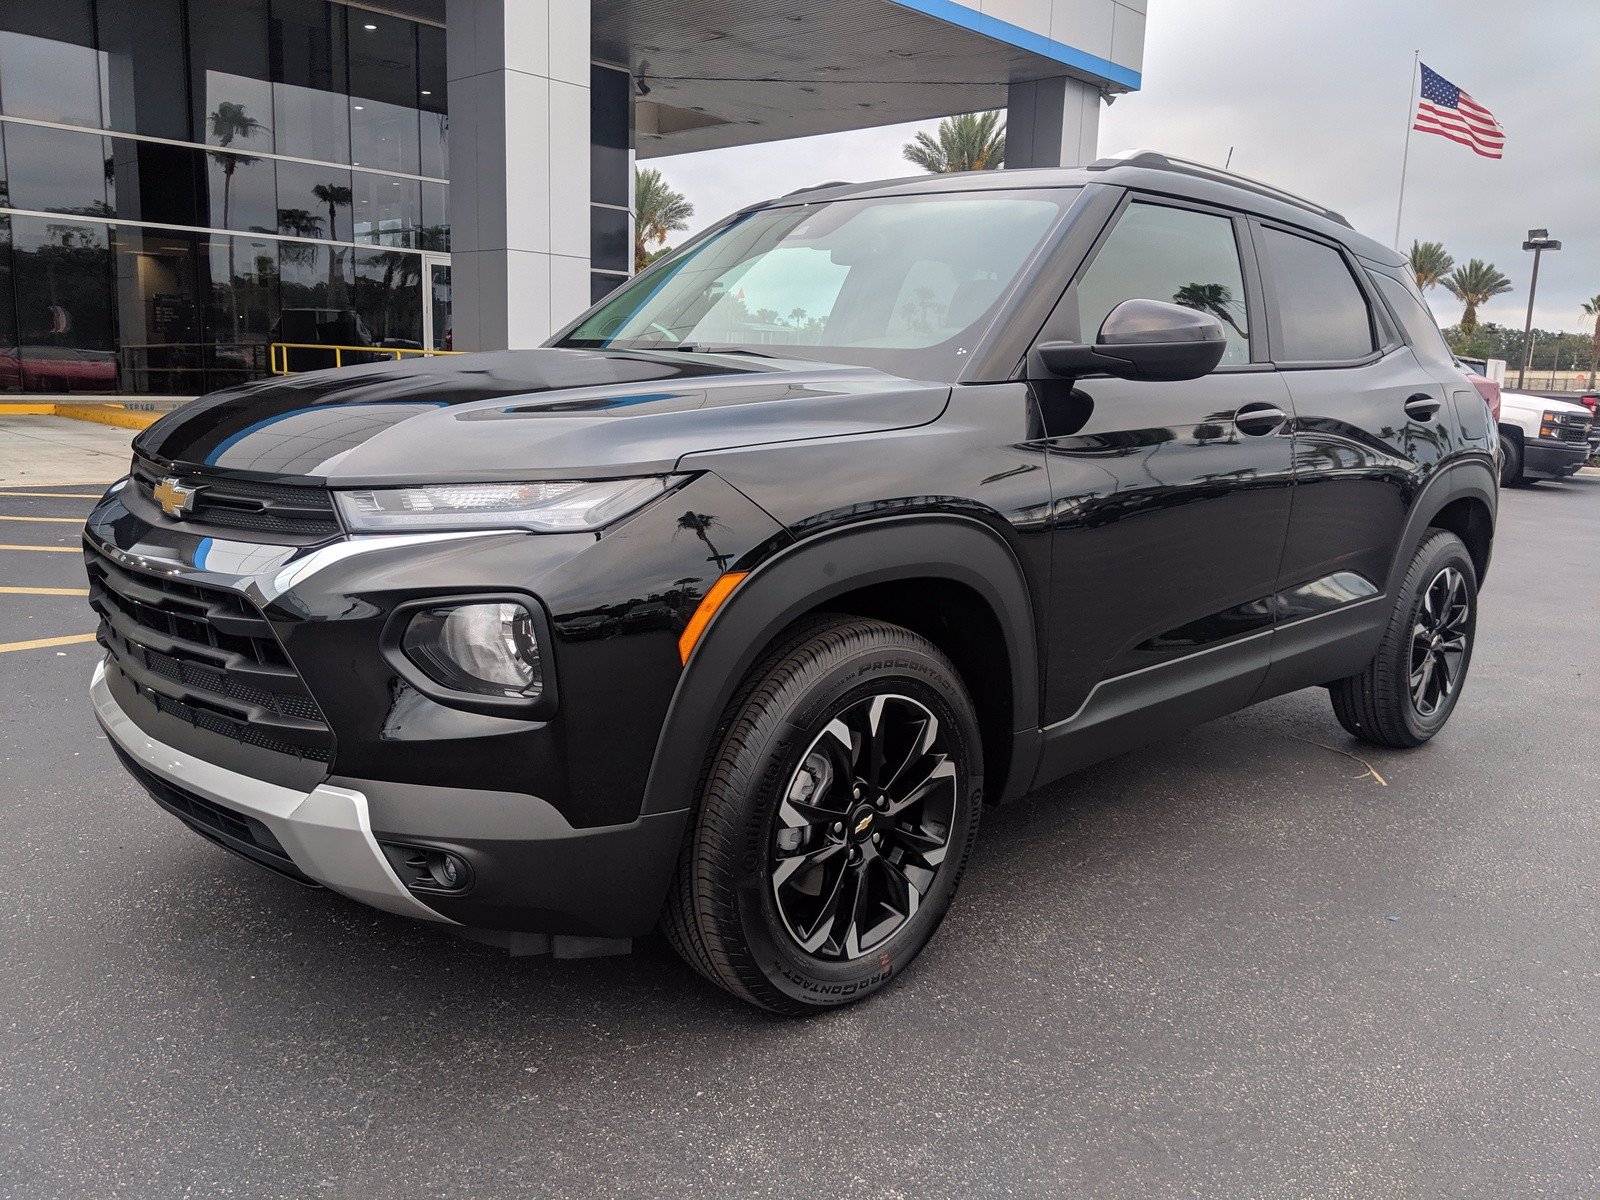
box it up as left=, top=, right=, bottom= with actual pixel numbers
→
left=446, top=0, right=591, bottom=351
left=1005, top=76, right=1103, bottom=169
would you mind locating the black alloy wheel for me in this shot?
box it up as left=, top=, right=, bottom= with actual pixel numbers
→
left=661, top=616, right=983, bottom=1015
left=770, top=694, right=956, bottom=961
left=1329, top=529, right=1478, bottom=748
left=1409, top=566, right=1470, bottom=718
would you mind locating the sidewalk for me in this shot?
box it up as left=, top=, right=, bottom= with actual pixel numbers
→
left=0, top=416, right=137, bottom=486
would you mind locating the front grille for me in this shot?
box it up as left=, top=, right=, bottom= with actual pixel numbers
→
left=86, top=546, right=334, bottom=764
left=131, top=457, right=340, bottom=539
left=110, top=742, right=316, bottom=885
left=1548, top=413, right=1592, bottom=444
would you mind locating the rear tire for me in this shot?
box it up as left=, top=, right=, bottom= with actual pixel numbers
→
left=1329, top=530, right=1477, bottom=748
left=661, top=616, right=983, bottom=1015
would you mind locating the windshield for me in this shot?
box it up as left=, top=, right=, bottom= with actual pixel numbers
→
left=559, top=188, right=1079, bottom=380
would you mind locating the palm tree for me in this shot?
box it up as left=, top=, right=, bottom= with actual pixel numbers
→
left=1407, top=240, right=1454, bottom=291
left=1580, top=295, right=1600, bottom=388
left=635, top=168, right=694, bottom=271
left=903, top=111, right=1006, bottom=174
left=1442, top=259, right=1513, bottom=333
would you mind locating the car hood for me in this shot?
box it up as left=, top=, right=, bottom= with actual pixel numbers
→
left=134, top=349, right=950, bottom=485
left=1499, top=390, right=1590, bottom=417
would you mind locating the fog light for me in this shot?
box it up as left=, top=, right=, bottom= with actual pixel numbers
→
left=425, top=850, right=469, bottom=891
left=402, top=602, right=542, bottom=699
left=380, top=842, right=474, bottom=894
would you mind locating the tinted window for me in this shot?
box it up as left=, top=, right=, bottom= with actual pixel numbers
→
left=276, top=161, right=353, bottom=241
left=8, top=216, right=116, bottom=391
left=270, top=0, right=350, bottom=162
left=1, top=124, right=111, bottom=216
left=190, top=0, right=274, bottom=155
left=1260, top=226, right=1375, bottom=362
left=97, top=0, right=190, bottom=141
left=348, top=14, right=419, bottom=175
left=1076, top=202, right=1251, bottom=366
left=0, top=6, right=105, bottom=128
left=352, top=169, right=421, bottom=247
left=1372, top=271, right=1453, bottom=366
left=417, top=25, right=447, bottom=178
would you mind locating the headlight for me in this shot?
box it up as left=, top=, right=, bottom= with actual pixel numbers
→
left=401, top=602, right=543, bottom=699
left=334, top=477, right=678, bottom=533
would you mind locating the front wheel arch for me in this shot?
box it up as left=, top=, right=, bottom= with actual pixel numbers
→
left=640, top=515, right=1041, bottom=819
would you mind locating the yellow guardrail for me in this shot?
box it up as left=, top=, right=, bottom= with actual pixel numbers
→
left=269, top=343, right=460, bottom=375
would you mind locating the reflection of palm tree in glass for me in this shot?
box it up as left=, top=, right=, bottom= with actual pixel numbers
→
left=1173, top=282, right=1246, bottom=339
left=276, top=209, right=323, bottom=269
left=312, top=182, right=353, bottom=305
left=209, top=103, right=264, bottom=335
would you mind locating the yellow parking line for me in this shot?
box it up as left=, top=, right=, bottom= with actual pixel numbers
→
left=0, top=544, right=80, bottom=553
left=0, top=586, right=90, bottom=596
left=0, top=491, right=102, bottom=499
left=0, top=515, right=83, bottom=524
left=0, top=633, right=97, bottom=654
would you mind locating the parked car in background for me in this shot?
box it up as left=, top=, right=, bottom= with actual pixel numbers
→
left=1458, top=362, right=1501, bottom=422
left=1496, top=390, right=1594, bottom=484
left=84, top=153, right=1499, bottom=1013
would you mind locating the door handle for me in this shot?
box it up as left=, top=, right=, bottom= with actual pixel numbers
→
left=1233, top=402, right=1288, bottom=436
left=1404, top=393, right=1443, bottom=421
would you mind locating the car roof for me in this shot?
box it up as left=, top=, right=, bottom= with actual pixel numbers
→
left=761, top=150, right=1402, bottom=268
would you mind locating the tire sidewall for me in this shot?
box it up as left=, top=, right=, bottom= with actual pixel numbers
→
left=1396, top=535, right=1478, bottom=742
left=721, top=639, right=983, bottom=1011
left=1497, top=433, right=1521, bottom=486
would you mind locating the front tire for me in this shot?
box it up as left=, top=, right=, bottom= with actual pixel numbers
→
left=1497, top=432, right=1524, bottom=487
left=1329, top=530, right=1478, bottom=748
left=661, top=616, right=983, bottom=1015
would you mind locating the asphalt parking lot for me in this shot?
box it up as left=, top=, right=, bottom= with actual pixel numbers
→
left=2, top=471, right=1596, bottom=1199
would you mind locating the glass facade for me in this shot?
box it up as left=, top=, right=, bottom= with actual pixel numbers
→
left=0, top=0, right=453, bottom=394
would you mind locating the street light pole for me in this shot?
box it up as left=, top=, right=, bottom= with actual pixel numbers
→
left=1518, top=229, right=1561, bottom=390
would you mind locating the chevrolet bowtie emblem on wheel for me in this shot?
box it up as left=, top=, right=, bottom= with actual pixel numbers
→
left=854, top=813, right=873, bottom=835
left=152, top=477, right=199, bottom=519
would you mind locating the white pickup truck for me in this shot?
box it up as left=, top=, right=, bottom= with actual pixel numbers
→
left=1494, top=389, right=1595, bottom=485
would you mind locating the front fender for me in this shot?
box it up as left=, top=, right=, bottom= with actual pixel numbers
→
left=639, top=514, right=1042, bottom=816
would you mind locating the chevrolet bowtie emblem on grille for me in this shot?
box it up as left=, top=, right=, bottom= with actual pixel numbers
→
left=854, top=813, right=873, bottom=835
left=152, top=477, right=200, bottom=519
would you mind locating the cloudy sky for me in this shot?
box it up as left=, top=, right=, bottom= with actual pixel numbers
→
left=655, top=0, right=1598, bottom=334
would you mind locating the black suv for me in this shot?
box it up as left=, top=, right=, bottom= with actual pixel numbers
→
left=86, top=152, right=1496, bottom=1014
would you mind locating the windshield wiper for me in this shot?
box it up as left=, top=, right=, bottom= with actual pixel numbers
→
left=667, top=343, right=777, bottom=358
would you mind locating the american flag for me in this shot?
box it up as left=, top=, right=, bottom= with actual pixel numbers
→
left=1414, top=63, right=1504, bottom=159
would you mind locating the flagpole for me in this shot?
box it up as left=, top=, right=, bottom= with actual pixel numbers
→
left=1392, top=50, right=1420, bottom=251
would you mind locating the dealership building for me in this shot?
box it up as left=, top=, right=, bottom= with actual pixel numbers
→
left=0, top=0, right=1144, bottom=397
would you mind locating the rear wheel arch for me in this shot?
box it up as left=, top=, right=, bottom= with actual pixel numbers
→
left=640, top=515, right=1042, bottom=818
left=1384, top=458, right=1497, bottom=595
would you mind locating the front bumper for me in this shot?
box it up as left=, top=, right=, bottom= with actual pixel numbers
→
left=1522, top=438, right=1588, bottom=479
left=95, top=658, right=692, bottom=937
left=92, top=659, right=449, bottom=923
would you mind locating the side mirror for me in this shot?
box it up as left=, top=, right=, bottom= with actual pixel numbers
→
left=1033, top=298, right=1229, bottom=383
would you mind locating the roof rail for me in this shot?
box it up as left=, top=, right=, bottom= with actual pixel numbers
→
left=1087, top=149, right=1352, bottom=229
left=782, top=180, right=854, bottom=198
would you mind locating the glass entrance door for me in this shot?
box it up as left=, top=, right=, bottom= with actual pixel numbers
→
left=422, top=254, right=451, bottom=351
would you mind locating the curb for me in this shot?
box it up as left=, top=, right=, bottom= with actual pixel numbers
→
left=0, top=402, right=164, bottom=430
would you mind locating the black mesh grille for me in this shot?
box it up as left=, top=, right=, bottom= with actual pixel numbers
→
left=110, top=742, right=316, bottom=885
left=86, top=546, right=334, bottom=764
left=131, top=457, right=340, bottom=539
